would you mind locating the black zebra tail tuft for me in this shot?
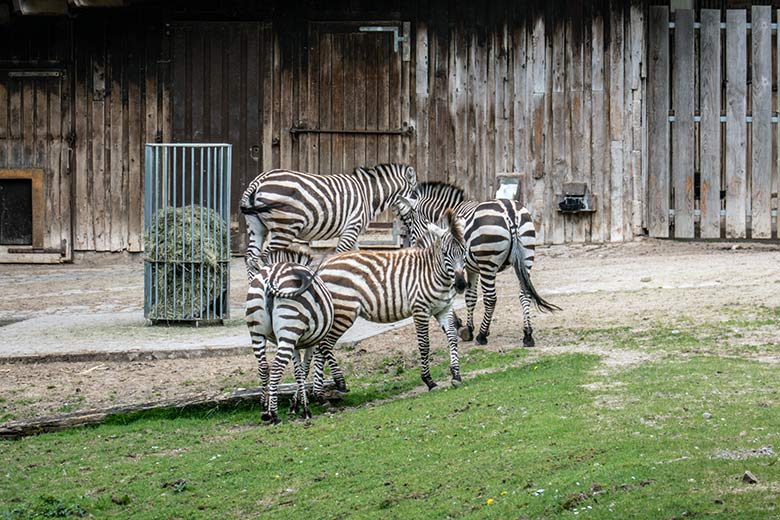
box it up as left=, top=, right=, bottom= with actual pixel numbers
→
left=509, top=231, right=561, bottom=314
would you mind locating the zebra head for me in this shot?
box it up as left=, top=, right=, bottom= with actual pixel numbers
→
left=426, top=208, right=468, bottom=294
left=395, top=195, right=420, bottom=243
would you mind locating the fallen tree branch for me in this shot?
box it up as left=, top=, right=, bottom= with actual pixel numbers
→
left=0, top=380, right=337, bottom=440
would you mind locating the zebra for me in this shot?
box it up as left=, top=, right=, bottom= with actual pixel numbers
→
left=245, top=248, right=340, bottom=424
left=239, top=163, right=417, bottom=277
left=401, top=182, right=560, bottom=348
left=309, top=208, right=469, bottom=397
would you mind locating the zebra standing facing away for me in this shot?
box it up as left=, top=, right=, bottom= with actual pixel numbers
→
left=245, top=249, right=339, bottom=424
left=239, top=163, right=417, bottom=276
left=310, top=209, right=468, bottom=397
left=402, top=182, right=560, bottom=348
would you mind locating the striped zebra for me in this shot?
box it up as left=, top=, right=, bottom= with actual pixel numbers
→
left=239, top=163, right=417, bottom=277
left=309, top=209, right=468, bottom=397
left=402, top=182, right=559, bottom=348
left=245, top=248, right=341, bottom=424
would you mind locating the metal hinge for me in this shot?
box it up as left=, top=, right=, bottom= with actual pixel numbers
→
left=360, top=24, right=410, bottom=60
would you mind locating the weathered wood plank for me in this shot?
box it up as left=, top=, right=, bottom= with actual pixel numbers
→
left=366, top=31, right=379, bottom=170
left=305, top=25, right=320, bottom=173
left=725, top=10, right=747, bottom=239
left=647, top=6, right=670, bottom=238
left=415, top=17, right=430, bottom=181
left=378, top=31, right=391, bottom=166
left=529, top=10, right=546, bottom=242
left=319, top=32, right=333, bottom=173
left=591, top=9, right=607, bottom=243
left=128, top=36, right=143, bottom=252
left=354, top=32, right=367, bottom=169
left=400, top=21, right=411, bottom=164
left=260, top=26, right=274, bottom=173
left=345, top=34, right=358, bottom=170
left=74, top=43, right=92, bottom=250
left=550, top=18, right=566, bottom=245
left=330, top=34, right=345, bottom=173
left=609, top=1, right=625, bottom=242
left=278, top=34, right=293, bottom=171
left=581, top=6, right=593, bottom=242
left=110, top=39, right=125, bottom=251
left=699, top=9, right=721, bottom=239
left=629, top=3, right=644, bottom=237
left=46, top=80, right=62, bottom=250
left=271, top=32, right=281, bottom=169
left=228, top=26, right=243, bottom=249
left=672, top=9, right=694, bottom=238
left=751, top=6, right=771, bottom=239
left=0, top=80, right=7, bottom=169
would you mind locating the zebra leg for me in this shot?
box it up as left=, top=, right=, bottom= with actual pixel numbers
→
left=476, top=273, right=498, bottom=345
left=520, top=290, right=535, bottom=348
left=413, top=310, right=437, bottom=390
left=267, top=341, right=294, bottom=425
left=459, top=269, right=480, bottom=341
left=252, top=336, right=272, bottom=422
left=334, top=223, right=362, bottom=252
left=326, top=351, right=348, bottom=393
left=312, top=344, right=331, bottom=403
left=292, top=350, right=311, bottom=420
left=436, top=308, right=462, bottom=387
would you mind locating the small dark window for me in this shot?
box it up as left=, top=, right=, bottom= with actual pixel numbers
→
left=0, top=179, right=33, bottom=245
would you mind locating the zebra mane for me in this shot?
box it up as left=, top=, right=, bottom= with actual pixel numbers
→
left=415, top=181, right=466, bottom=203
left=264, top=246, right=313, bottom=267
left=443, top=208, right=466, bottom=244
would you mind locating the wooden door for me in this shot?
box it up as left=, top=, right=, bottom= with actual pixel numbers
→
left=302, top=22, right=408, bottom=176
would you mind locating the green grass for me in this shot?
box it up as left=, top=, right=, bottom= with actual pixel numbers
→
left=2, top=346, right=780, bottom=519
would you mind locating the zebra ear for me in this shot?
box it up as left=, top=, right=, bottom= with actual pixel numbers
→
left=404, top=166, right=417, bottom=185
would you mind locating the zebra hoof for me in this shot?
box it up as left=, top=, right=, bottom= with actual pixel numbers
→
left=302, top=409, right=312, bottom=420
left=334, top=379, right=349, bottom=393
left=261, top=410, right=272, bottom=421
left=458, top=326, right=474, bottom=342
left=523, top=332, right=535, bottom=348
left=475, top=333, right=488, bottom=345
left=451, top=378, right=462, bottom=388
left=271, top=415, right=282, bottom=426
left=424, top=378, right=438, bottom=391
left=314, top=394, right=328, bottom=405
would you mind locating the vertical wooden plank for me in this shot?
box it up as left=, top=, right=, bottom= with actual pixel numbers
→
left=228, top=26, right=243, bottom=248
left=389, top=31, right=403, bottom=164
left=700, top=9, right=721, bottom=239
left=128, top=31, right=143, bottom=252
left=378, top=31, right=391, bottom=165
left=319, top=32, right=333, bottom=173
left=529, top=10, right=546, bottom=242
left=260, top=25, right=274, bottom=173
left=581, top=5, right=593, bottom=242
left=354, top=32, right=367, bottom=169
left=494, top=22, right=508, bottom=184
left=452, top=20, right=468, bottom=188
left=209, top=27, right=223, bottom=142
left=647, top=6, right=670, bottom=238
left=672, top=9, right=694, bottom=238
left=512, top=15, right=527, bottom=180
left=344, top=34, right=357, bottom=170
left=365, top=32, right=379, bottom=169
left=271, top=32, right=281, bottom=169
left=751, top=6, right=771, bottom=239
left=550, top=18, right=566, bottom=244
left=172, top=27, right=186, bottom=142
left=160, top=32, right=172, bottom=146
left=0, top=80, right=7, bottom=170
left=34, top=81, right=50, bottom=248
left=109, top=35, right=125, bottom=251
left=484, top=21, right=496, bottom=199
left=629, top=3, right=644, bottom=237
left=92, top=31, right=108, bottom=252
left=400, top=20, right=412, bottom=165
left=306, top=24, right=320, bottom=173
left=725, top=10, right=747, bottom=239
left=47, top=79, right=62, bottom=250
left=22, top=80, right=34, bottom=166
left=415, top=15, right=430, bottom=180
left=58, top=73, right=71, bottom=259
left=330, top=34, right=344, bottom=172
left=74, top=37, right=92, bottom=250
left=279, top=33, right=293, bottom=170
left=609, top=1, right=625, bottom=242
left=466, top=21, right=478, bottom=196
left=567, top=3, right=587, bottom=243
left=189, top=28, right=204, bottom=142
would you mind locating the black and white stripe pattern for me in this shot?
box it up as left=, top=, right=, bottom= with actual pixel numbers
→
left=311, top=209, right=468, bottom=396
left=245, top=249, right=338, bottom=424
left=240, top=163, right=417, bottom=277
left=403, top=182, right=559, bottom=348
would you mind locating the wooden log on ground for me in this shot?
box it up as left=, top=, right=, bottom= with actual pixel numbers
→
left=0, top=380, right=338, bottom=440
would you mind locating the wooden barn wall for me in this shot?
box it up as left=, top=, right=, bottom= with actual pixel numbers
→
left=0, top=18, right=73, bottom=258
left=170, top=0, right=646, bottom=248
left=2, top=0, right=647, bottom=257
left=70, top=15, right=171, bottom=253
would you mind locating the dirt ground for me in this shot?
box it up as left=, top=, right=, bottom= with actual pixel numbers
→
left=2, top=238, right=780, bottom=423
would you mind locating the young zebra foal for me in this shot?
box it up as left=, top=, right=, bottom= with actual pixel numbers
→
left=310, top=209, right=468, bottom=397
left=245, top=249, right=340, bottom=424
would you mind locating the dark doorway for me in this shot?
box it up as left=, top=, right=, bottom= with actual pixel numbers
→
left=0, top=179, right=33, bottom=246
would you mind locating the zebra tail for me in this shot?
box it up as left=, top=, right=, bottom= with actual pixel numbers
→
left=266, top=267, right=318, bottom=299
left=509, top=229, right=561, bottom=314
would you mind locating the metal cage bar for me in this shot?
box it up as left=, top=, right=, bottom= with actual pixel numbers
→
left=143, top=143, right=232, bottom=323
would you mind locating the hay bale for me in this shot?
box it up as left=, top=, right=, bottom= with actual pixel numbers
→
left=144, top=205, right=229, bottom=321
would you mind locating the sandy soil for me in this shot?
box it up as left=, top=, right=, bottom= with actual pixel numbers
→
left=2, top=238, right=780, bottom=423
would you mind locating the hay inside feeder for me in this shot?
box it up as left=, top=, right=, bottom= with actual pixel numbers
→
left=145, top=205, right=229, bottom=321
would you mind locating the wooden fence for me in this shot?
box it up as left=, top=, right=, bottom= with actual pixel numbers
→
left=648, top=6, right=779, bottom=239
